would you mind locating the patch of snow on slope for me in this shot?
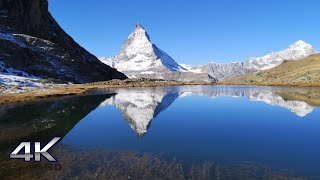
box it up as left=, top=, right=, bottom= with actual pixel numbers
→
left=180, top=64, right=204, bottom=73
left=152, top=44, right=187, bottom=72
left=13, top=34, right=55, bottom=51
left=1, top=32, right=56, bottom=52
left=0, top=61, right=54, bottom=94
left=99, top=57, right=114, bottom=68
left=0, top=32, right=27, bottom=48
left=140, top=71, right=155, bottom=74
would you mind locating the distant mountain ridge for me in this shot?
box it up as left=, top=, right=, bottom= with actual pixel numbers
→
left=181, top=40, right=317, bottom=80
left=245, top=40, right=317, bottom=70
left=224, top=54, right=320, bottom=87
left=181, top=62, right=249, bottom=80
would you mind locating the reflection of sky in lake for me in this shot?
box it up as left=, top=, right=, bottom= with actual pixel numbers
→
left=59, top=85, right=320, bottom=177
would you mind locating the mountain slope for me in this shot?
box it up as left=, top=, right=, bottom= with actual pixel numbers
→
left=100, top=23, right=216, bottom=82
left=245, top=40, right=317, bottom=70
left=0, top=0, right=126, bottom=84
left=182, top=40, right=317, bottom=80
left=224, top=54, right=320, bottom=87
left=181, top=62, right=250, bottom=80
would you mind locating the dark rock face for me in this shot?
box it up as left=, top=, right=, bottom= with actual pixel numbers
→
left=0, top=0, right=126, bottom=83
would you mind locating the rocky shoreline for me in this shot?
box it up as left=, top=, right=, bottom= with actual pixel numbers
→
left=0, top=78, right=216, bottom=106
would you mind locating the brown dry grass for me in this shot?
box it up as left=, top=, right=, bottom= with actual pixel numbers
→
left=0, top=148, right=305, bottom=180
left=0, top=79, right=215, bottom=106
left=0, top=86, right=88, bottom=106
left=222, top=54, right=320, bottom=87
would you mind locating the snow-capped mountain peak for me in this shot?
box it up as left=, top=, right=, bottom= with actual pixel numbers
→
left=135, top=22, right=145, bottom=30
left=100, top=23, right=188, bottom=77
left=291, top=40, right=310, bottom=47
left=119, top=23, right=153, bottom=57
left=245, top=40, right=317, bottom=70
left=287, top=40, right=315, bottom=54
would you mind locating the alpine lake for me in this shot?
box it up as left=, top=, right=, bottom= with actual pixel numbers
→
left=1, top=85, right=320, bottom=180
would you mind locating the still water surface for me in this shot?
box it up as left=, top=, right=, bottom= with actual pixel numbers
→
left=1, top=85, right=320, bottom=179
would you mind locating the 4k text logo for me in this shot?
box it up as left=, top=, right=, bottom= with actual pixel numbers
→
left=10, top=137, right=61, bottom=162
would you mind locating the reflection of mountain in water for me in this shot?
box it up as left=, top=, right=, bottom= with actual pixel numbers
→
left=178, top=85, right=316, bottom=117
left=100, top=88, right=180, bottom=136
left=99, top=86, right=317, bottom=137
left=249, top=93, right=314, bottom=117
left=0, top=94, right=112, bottom=153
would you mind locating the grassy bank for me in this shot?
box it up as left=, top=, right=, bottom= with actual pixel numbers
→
left=222, top=54, right=320, bottom=87
left=0, top=78, right=215, bottom=106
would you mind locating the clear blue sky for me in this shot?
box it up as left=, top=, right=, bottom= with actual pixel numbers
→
left=48, top=0, right=320, bottom=64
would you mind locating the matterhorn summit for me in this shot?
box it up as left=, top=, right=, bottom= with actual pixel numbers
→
left=100, top=23, right=216, bottom=82
left=101, top=23, right=187, bottom=75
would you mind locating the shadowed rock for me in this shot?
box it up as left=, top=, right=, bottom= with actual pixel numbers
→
left=0, top=0, right=126, bottom=83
